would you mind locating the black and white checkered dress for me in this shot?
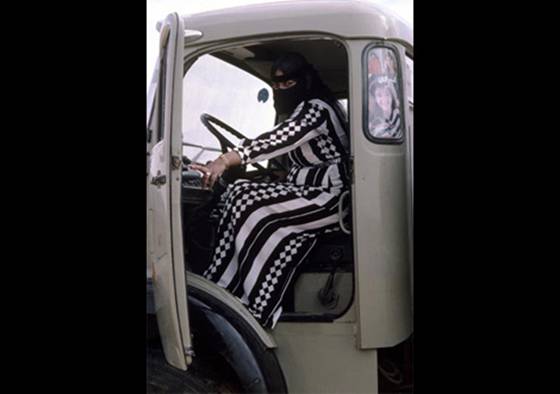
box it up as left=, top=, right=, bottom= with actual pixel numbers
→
left=203, top=98, right=349, bottom=328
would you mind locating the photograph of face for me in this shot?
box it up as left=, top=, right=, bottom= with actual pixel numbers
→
left=374, top=84, right=393, bottom=116
left=369, top=81, right=400, bottom=138
left=367, top=48, right=402, bottom=139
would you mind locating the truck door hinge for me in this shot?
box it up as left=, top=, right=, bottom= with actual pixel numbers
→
left=171, top=155, right=182, bottom=170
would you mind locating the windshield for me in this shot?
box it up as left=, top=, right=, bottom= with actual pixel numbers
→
left=182, top=55, right=276, bottom=166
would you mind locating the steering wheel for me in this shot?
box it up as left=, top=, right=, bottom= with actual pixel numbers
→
left=200, top=113, right=288, bottom=173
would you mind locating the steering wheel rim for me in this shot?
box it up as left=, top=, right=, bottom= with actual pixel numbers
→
left=200, top=113, right=278, bottom=173
left=200, top=113, right=248, bottom=150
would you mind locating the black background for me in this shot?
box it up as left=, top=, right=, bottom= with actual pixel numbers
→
left=3, top=2, right=555, bottom=393
left=4, top=3, right=147, bottom=392
left=412, top=4, right=555, bottom=393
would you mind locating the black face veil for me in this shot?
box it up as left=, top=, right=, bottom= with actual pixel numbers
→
left=270, top=53, right=308, bottom=114
left=272, top=82, right=308, bottom=115
left=270, top=53, right=335, bottom=115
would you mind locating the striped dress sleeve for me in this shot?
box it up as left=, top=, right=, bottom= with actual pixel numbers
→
left=233, top=100, right=328, bottom=165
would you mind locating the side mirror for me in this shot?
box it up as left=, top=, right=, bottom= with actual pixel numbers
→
left=257, top=88, right=269, bottom=103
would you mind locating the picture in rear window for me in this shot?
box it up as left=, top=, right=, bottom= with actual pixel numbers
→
left=366, top=47, right=403, bottom=141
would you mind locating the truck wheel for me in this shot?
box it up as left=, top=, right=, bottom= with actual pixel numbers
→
left=147, top=342, right=219, bottom=394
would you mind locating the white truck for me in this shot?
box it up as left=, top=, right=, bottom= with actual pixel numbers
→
left=146, top=1, right=413, bottom=392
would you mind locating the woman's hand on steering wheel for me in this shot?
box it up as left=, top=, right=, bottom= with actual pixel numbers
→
left=190, top=159, right=228, bottom=189
left=190, top=151, right=241, bottom=189
left=200, top=113, right=287, bottom=173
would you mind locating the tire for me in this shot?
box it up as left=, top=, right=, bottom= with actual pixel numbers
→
left=147, top=342, right=218, bottom=394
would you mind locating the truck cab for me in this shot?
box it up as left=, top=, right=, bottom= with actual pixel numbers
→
left=147, top=1, right=413, bottom=392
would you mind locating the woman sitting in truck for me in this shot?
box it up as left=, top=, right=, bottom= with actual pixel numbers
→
left=190, top=53, right=349, bottom=329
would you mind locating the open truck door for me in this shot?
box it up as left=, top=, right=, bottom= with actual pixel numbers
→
left=147, top=13, right=192, bottom=370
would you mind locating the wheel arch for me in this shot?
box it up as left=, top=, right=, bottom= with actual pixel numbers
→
left=187, top=284, right=288, bottom=394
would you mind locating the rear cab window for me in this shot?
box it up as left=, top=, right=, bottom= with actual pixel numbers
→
left=363, top=45, right=404, bottom=144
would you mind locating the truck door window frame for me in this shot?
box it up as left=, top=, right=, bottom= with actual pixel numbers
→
left=182, top=35, right=356, bottom=323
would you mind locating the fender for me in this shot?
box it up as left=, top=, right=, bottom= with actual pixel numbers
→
left=187, top=285, right=288, bottom=394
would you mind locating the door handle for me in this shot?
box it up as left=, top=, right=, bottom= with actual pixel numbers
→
left=151, top=173, right=167, bottom=187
